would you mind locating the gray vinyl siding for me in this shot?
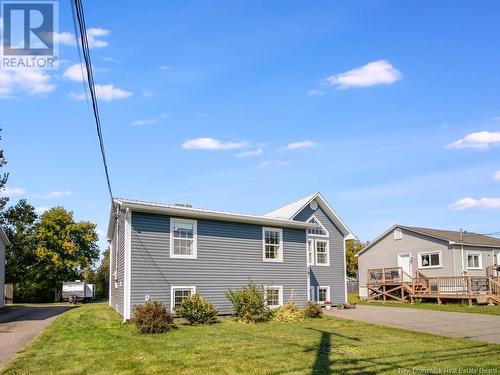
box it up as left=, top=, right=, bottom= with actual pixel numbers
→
left=294, top=201, right=347, bottom=304
left=0, top=239, right=5, bottom=308
left=110, top=208, right=125, bottom=316
left=130, top=211, right=308, bottom=315
left=358, top=228, right=452, bottom=295
left=453, top=245, right=498, bottom=276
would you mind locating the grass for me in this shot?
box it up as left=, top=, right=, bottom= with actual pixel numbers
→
left=348, top=292, right=500, bottom=316
left=3, top=303, right=500, bottom=374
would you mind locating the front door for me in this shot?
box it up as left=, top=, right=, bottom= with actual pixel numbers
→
left=398, top=254, right=412, bottom=281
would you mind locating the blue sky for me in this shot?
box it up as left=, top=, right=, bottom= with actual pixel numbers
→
left=1, top=0, right=500, bottom=252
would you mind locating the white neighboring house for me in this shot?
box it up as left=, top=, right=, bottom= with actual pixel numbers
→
left=357, top=225, right=500, bottom=299
left=0, top=227, right=11, bottom=308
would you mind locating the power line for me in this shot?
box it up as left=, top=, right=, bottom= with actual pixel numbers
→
left=71, top=0, right=113, bottom=200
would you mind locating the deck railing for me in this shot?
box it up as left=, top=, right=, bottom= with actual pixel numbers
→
left=367, top=267, right=403, bottom=284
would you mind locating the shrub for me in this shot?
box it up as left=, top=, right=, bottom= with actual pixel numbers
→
left=131, top=301, right=174, bottom=334
left=303, top=301, right=323, bottom=318
left=225, top=282, right=272, bottom=323
left=175, top=293, right=218, bottom=325
left=272, top=303, right=305, bottom=322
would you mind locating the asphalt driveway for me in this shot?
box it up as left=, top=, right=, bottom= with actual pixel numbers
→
left=326, top=305, right=500, bottom=344
left=0, top=305, right=72, bottom=369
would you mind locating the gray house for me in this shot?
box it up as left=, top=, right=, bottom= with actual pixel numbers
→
left=107, top=193, right=354, bottom=320
left=357, top=225, right=500, bottom=299
left=0, top=227, right=11, bottom=308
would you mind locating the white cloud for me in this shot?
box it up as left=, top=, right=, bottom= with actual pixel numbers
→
left=285, top=140, right=317, bottom=150
left=182, top=138, right=247, bottom=150
left=160, top=65, right=170, bottom=70
left=53, top=31, right=76, bottom=45
left=234, top=148, right=263, bottom=158
left=71, top=84, right=132, bottom=101
left=307, top=89, right=324, bottom=97
left=446, top=131, right=500, bottom=150
left=33, top=190, right=72, bottom=199
left=53, top=28, right=109, bottom=48
left=0, top=70, right=55, bottom=96
left=63, top=63, right=87, bottom=82
left=326, top=60, right=402, bottom=89
left=493, top=171, right=500, bottom=181
left=35, top=206, right=49, bottom=214
left=257, top=160, right=291, bottom=168
left=450, top=197, right=500, bottom=210
left=3, top=187, right=26, bottom=197
left=132, top=113, right=167, bottom=126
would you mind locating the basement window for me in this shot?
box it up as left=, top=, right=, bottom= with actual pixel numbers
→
left=264, top=286, right=283, bottom=308
left=171, top=286, right=196, bottom=310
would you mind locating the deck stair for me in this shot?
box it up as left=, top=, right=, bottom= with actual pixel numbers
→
left=367, top=265, right=500, bottom=305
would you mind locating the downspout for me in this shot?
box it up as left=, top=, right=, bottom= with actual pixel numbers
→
left=460, top=229, right=465, bottom=275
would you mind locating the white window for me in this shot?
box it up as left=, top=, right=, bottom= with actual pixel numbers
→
left=264, top=285, right=283, bottom=308
left=317, top=286, right=330, bottom=303
left=307, top=239, right=314, bottom=266
left=466, top=252, right=482, bottom=269
left=170, top=218, right=197, bottom=259
left=263, top=227, right=283, bottom=262
left=394, top=228, right=403, bottom=240
left=315, top=240, right=330, bottom=266
left=307, top=216, right=329, bottom=237
left=170, top=286, right=196, bottom=310
left=418, top=251, right=441, bottom=268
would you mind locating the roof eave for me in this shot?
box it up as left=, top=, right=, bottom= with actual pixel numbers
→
left=116, top=200, right=316, bottom=230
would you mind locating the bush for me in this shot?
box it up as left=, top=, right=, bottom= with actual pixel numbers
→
left=131, top=301, right=174, bottom=334
left=303, top=301, right=323, bottom=318
left=225, top=282, right=272, bottom=323
left=175, top=293, right=218, bottom=325
left=273, top=303, right=305, bottom=322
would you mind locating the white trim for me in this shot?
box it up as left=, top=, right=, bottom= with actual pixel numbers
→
left=306, top=214, right=329, bottom=237
left=307, top=238, right=315, bottom=266
left=170, top=285, right=196, bottom=311
left=262, top=227, right=283, bottom=263
left=170, top=218, right=198, bottom=259
left=317, top=285, right=331, bottom=303
left=465, top=251, right=483, bottom=270
left=343, top=239, right=347, bottom=303
left=108, top=242, right=113, bottom=307
left=417, top=250, right=442, bottom=269
left=264, top=285, right=283, bottom=308
left=314, top=239, right=330, bottom=266
left=123, top=209, right=132, bottom=320
left=393, top=228, right=403, bottom=240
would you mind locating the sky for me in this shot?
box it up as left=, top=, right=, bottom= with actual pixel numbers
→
left=1, top=0, right=500, bottom=253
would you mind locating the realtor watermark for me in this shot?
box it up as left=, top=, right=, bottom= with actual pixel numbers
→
left=1, top=0, right=59, bottom=69
left=399, top=368, right=498, bottom=374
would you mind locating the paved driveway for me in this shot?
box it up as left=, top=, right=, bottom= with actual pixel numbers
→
left=326, top=305, right=500, bottom=344
left=0, top=305, right=72, bottom=369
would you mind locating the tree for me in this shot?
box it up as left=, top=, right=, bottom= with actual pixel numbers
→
left=345, top=240, right=366, bottom=279
left=83, top=248, right=109, bottom=299
left=0, top=129, right=9, bottom=211
left=34, top=207, right=99, bottom=301
left=1, top=200, right=39, bottom=301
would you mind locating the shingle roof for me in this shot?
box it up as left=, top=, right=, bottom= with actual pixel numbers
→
left=402, top=226, right=500, bottom=247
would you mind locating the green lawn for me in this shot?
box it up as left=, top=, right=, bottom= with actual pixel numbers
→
left=3, top=303, right=500, bottom=374
left=348, top=292, right=500, bottom=316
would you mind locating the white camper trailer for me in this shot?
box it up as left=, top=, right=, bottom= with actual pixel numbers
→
left=62, top=281, right=95, bottom=302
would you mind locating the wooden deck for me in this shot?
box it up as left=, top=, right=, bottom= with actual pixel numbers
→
left=366, top=266, right=500, bottom=305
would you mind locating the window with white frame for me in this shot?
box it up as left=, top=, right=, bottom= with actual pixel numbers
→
left=307, top=239, right=314, bottom=266
left=418, top=251, right=441, bottom=268
left=171, top=286, right=196, bottom=310
left=315, top=240, right=329, bottom=265
left=317, top=286, right=330, bottom=303
left=263, top=228, right=283, bottom=262
left=264, top=286, right=283, bottom=308
left=467, top=253, right=482, bottom=269
left=394, top=228, right=403, bottom=240
left=170, top=218, right=197, bottom=259
left=307, top=216, right=329, bottom=237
